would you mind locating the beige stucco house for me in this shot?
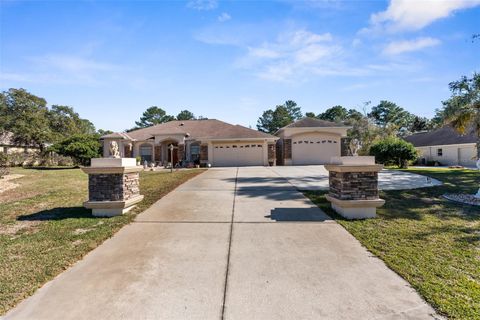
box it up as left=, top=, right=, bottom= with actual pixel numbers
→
left=101, top=118, right=350, bottom=167
left=0, top=131, right=40, bottom=155
left=404, top=125, right=477, bottom=167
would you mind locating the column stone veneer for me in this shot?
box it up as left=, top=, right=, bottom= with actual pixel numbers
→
left=325, top=156, right=384, bottom=219
left=82, top=158, right=144, bottom=217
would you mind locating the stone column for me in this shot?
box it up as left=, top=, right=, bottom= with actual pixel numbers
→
left=267, top=143, right=276, bottom=166
left=324, top=156, right=384, bottom=219
left=81, top=158, right=144, bottom=217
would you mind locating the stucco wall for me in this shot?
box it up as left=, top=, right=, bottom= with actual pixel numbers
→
left=416, top=144, right=477, bottom=167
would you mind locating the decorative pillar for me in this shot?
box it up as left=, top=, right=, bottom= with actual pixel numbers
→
left=324, top=156, right=384, bottom=219
left=267, top=143, right=276, bottom=166
left=284, top=138, right=292, bottom=165
left=82, top=156, right=144, bottom=217
left=200, top=144, right=209, bottom=165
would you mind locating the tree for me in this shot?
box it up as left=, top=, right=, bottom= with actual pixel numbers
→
left=305, top=112, right=316, bottom=118
left=135, top=106, right=174, bottom=128
left=0, top=88, right=52, bottom=150
left=318, top=105, right=348, bottom=122
left=176, top=110, right=196, bottom=120
left=441, top=73, right=480, bottom=158
left=257, top=105, right=294, bottom=133
left=284, top=100, right=302, bottom=120
left=47, top=105, right=96, bottom=142
left=49, top=134, right=101, bottom=166
left=368, top=100, right=412, bottom=130
left=409, top=116, right=431, bottom=133
left=97, top=129, right=113, bottom=136
left=257, top=100, right=303, bottom=133
left=369, top=137, right=417, bottom=168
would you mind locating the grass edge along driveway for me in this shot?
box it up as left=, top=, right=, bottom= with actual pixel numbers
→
left=304, top=168, right=480, bottom=320
left=0, top=167, right=205, bottom=315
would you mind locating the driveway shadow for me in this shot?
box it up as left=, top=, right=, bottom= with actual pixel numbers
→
left=266, top=208, right=332, bottom=222
left=17, top=207, right=93, bottom=221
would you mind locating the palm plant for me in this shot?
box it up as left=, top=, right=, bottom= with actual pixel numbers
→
left=442, top=73, right=480, bottom=159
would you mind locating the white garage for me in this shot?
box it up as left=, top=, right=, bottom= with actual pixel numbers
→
left=291, top=133, right=341, bottom=165
left=212, top=143, right=265, bottom=167
left=459, top=146, right=476, bottom=167
left=275, top=118, right=351, bottom=166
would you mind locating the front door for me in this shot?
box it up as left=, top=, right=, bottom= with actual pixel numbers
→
left=167, top=144, right=179, bottom=165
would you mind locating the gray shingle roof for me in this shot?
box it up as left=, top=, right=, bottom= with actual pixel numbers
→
left=404, top=126, right=477, bottom=147
left=102, top=119, right=276, bottom=141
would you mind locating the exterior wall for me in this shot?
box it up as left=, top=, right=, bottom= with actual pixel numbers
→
left=0, top=145, right=39, bottom=154
left=267, top=143, right=276, bottom=166
left=416, top=143, right=476, bottom=167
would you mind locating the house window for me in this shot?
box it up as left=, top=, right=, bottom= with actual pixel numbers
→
left=437, top=148, right=443, bottom=156
left=139, top=144, right=152, bottom=162
left=190, top=144, right=200, bottom=164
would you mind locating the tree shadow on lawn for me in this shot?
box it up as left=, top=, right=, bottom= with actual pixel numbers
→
left=23, top=166, right=80, bottom=171
left=17, top=206, right=94, bottom=221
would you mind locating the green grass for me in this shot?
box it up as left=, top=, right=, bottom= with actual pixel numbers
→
left=0, top=167, right=204, bottom=315
left=304, top=168, right=480, bottom=320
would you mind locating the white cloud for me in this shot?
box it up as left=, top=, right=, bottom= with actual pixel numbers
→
left=366, top=0, right=480, bottom=32
left=187, top=0, right=218, bottom=11
left=383, top=37, right=441, bottom=55
left=218, top=12, right=231, bottom=22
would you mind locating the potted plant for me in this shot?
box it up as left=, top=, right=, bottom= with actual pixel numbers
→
left=136, top=156, right=141, bottom=166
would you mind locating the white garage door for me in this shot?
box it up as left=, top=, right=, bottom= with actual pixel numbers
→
left=459, top=147, right=476, bottom=167
left=292, top=134, right=340, bottom=165
left=212, top=143, right=264, bottom=167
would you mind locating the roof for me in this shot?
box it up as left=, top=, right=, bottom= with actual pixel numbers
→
left=404, top=125, right=477, bottom=147
left=281, top=117, right=348, bottom=129
left=102, top=119, right=276, bottom=141
left=101, top=132, right=134, bottom=140
left=0, top=132, right=13, bottom=145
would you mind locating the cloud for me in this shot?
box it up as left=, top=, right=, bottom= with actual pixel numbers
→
left=218, top=12, right=231, bottom=22
left=365, top=0, right=480, bottom=33
left=187, top=0, right=218, bottom=11
left=383, top=37, right=441, bottom=55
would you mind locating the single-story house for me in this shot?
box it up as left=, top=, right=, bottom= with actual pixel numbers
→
left=101, top=118, right=350, bottom=167
left=404, top=125, right=477, bottom=167
left=0, top=131, right=40, bottom=155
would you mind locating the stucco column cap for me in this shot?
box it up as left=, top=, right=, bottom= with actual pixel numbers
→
left=324, top=164, right=383, bottom=173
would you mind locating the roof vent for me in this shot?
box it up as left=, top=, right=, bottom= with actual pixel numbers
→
left=180, top=122, right=185, bottom=126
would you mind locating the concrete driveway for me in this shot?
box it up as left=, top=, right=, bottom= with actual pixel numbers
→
left=5, top=167, right=441, bottom=320
left=271, top=165, right=442, bottom=191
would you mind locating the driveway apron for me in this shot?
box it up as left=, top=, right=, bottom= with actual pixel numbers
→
left=4, top=167, right=440, bottom=320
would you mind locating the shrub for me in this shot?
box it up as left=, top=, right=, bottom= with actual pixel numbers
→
left=369, top=137, right=418, bottom=168
left=49, top=134, right=101, bottom=166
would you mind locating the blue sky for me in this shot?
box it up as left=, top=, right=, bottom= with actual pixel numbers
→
left=1, top=0, right=479, bottom=132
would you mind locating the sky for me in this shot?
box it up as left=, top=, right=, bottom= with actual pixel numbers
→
left=1, top=0, right=479, bottom=132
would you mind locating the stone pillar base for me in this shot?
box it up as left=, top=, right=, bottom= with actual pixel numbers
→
left=84, top=195, right=144, bottom=217
left=325, top=156, right=384, bottom=220
left=326, top=195, right=385, bottom=219
left=82, top=158, right=144, bottom=217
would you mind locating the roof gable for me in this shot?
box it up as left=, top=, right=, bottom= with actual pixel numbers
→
left=282, top=117, right=348, bottom=129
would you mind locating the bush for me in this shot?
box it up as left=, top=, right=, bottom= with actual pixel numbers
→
left=369, top=137, right=417, bottom=168
left=49, top=134, right=101, bottom=166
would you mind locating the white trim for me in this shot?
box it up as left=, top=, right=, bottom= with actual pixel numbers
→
left=416, top=143, right=475, bottom=148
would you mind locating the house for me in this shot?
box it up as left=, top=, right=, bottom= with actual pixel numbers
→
left=404, top=125, right=477, bottom=167
left=0, top=131, right=40, bottom=155
left=100, top=118, right=350, bottom=167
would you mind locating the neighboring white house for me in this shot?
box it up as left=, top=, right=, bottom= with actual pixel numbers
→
left=101, top=118, right=350, bottom=167
left=404, top=126, right=477, bottom=167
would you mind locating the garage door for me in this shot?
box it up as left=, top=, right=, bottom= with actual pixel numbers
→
left=459, top=147, right=476, bottom=167
left=212, top=143, right=264, bottom=167
left=292, top=135, right=340, bottom=165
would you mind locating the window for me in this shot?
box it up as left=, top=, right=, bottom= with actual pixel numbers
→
left=190, top=144, right=200, bottom=164
left=139, top=144, right=152, bottom=162
left=2, top=147, right=8, bottom=154
left=437, top=148, right=443, bottom=156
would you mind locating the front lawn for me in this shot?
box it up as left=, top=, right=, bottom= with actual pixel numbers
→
left=305, top=168, right=480, bottom=320
left=0, top=167, right=204, bottom=315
